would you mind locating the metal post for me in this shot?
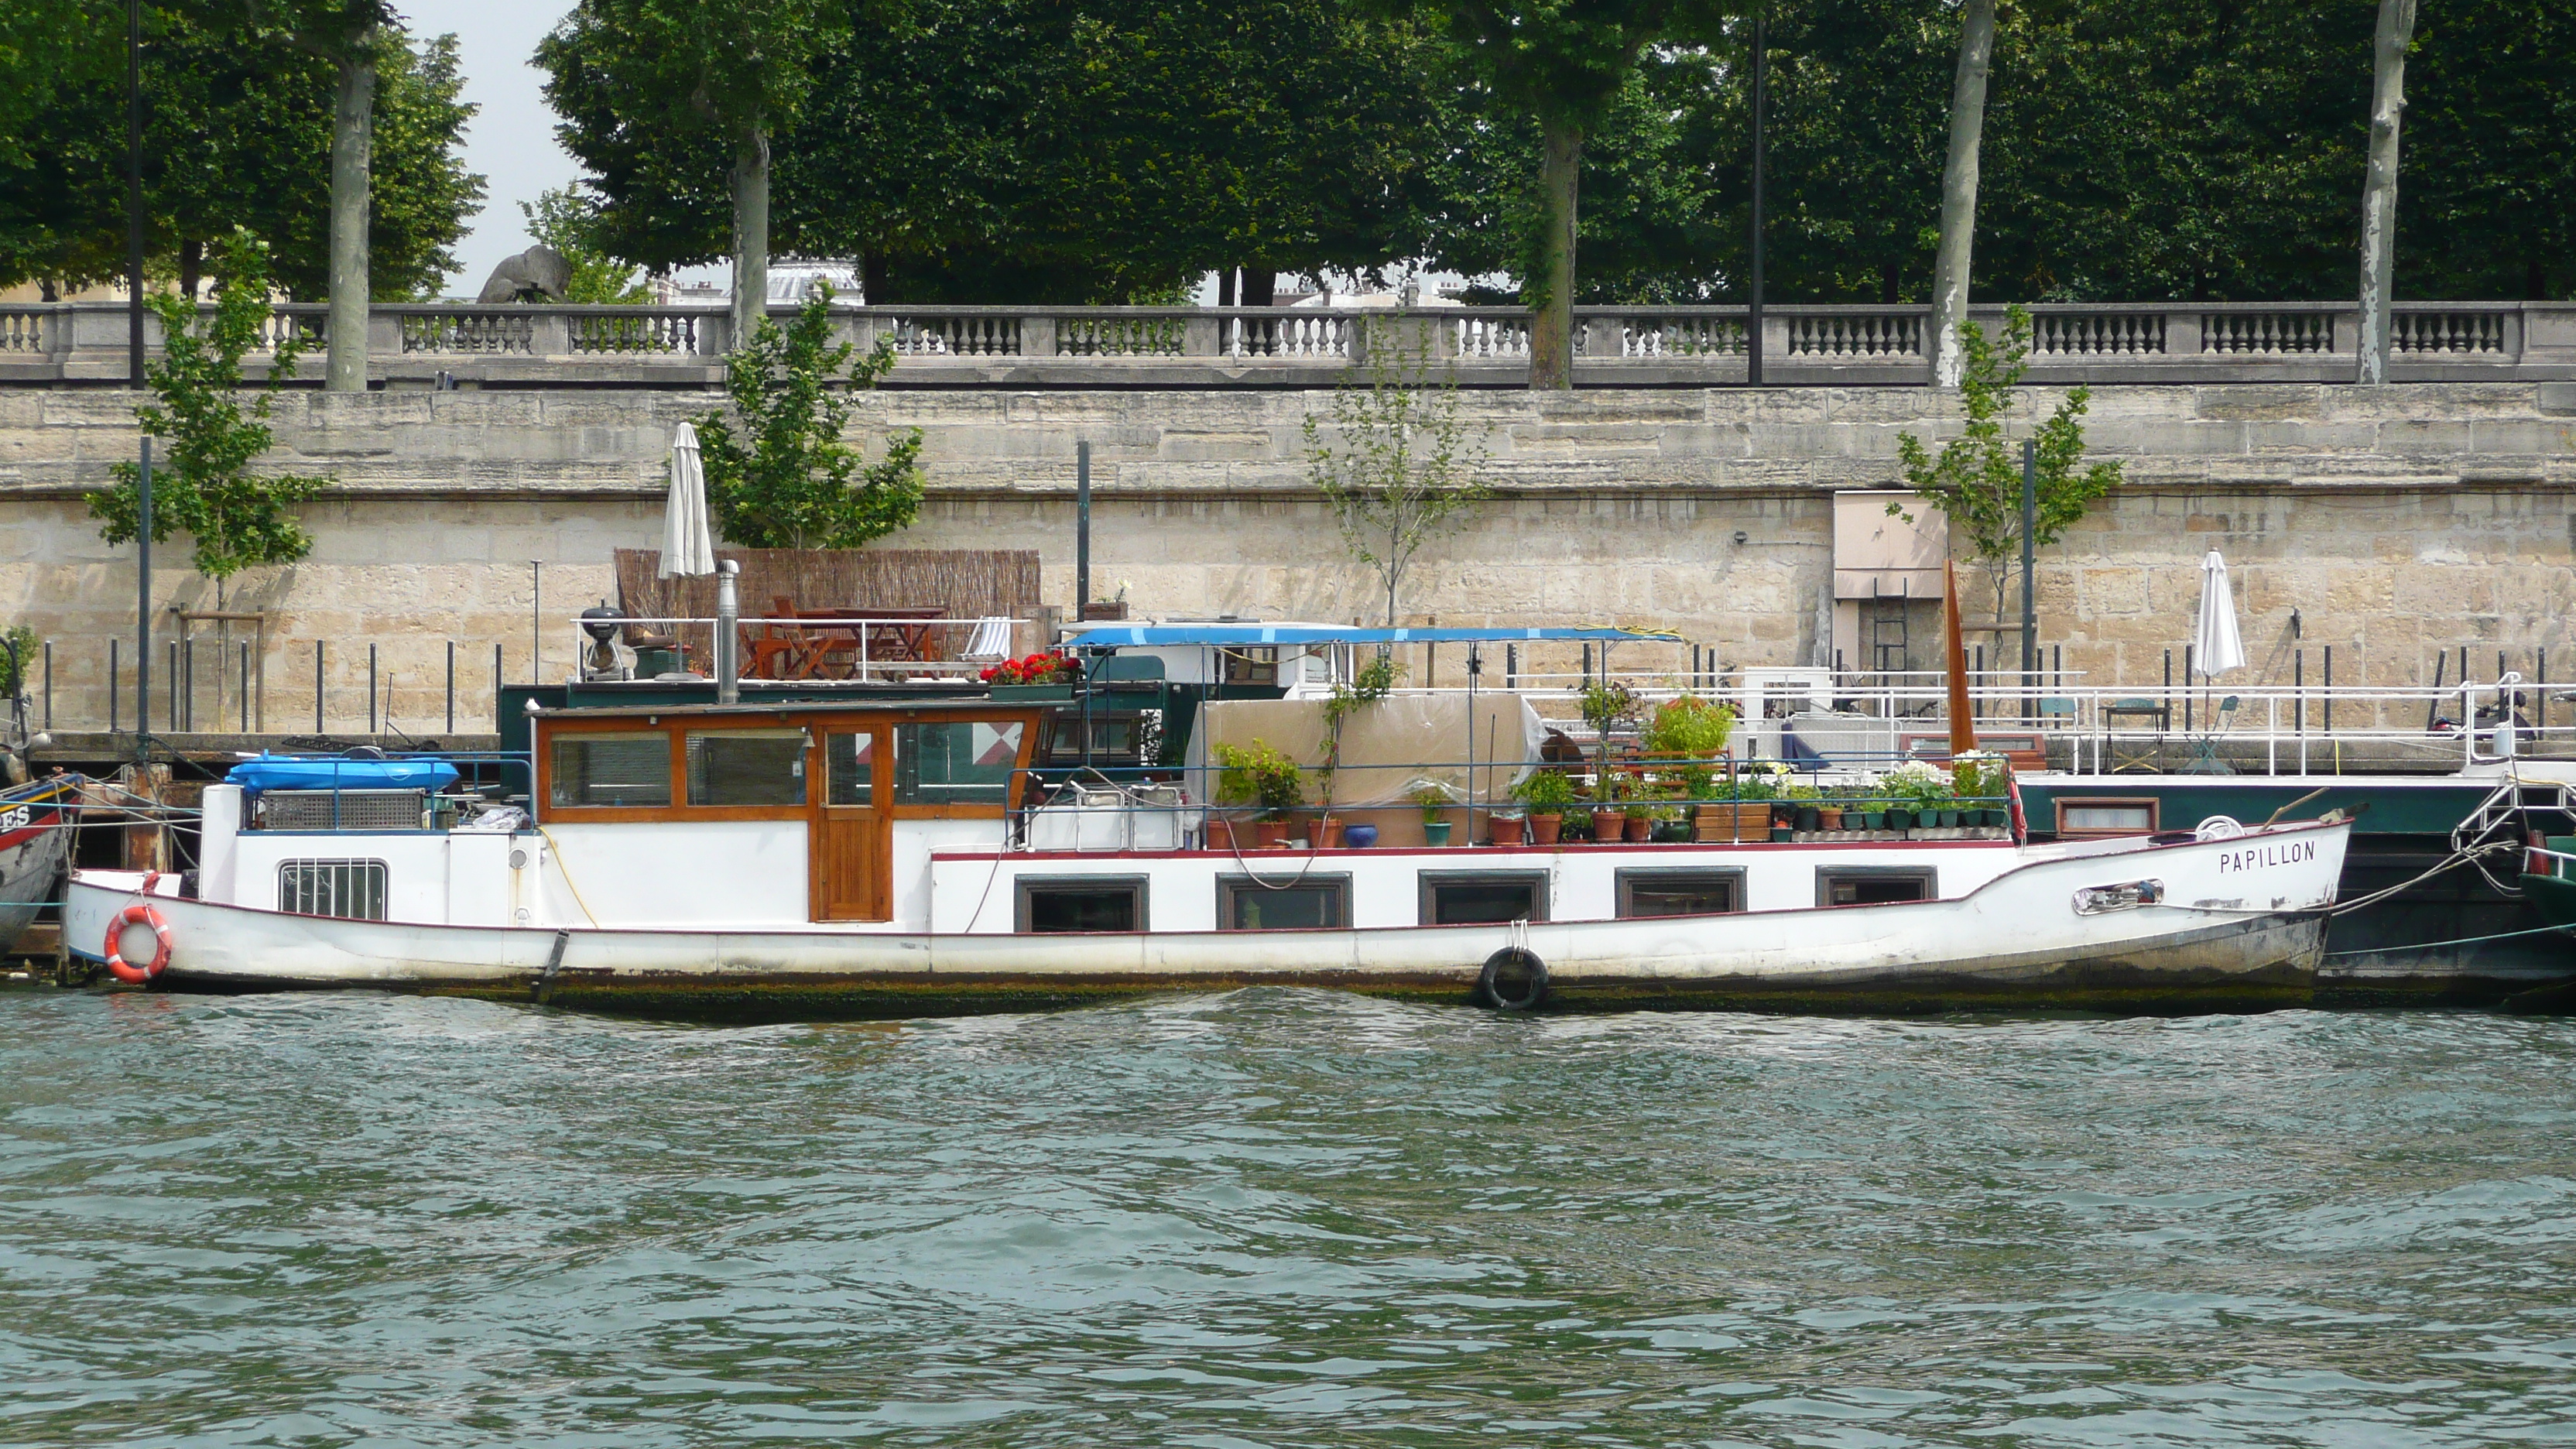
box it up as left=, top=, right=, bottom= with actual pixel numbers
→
left=2540, top=647, right=2548, bottom=738
left=314, top=640, right=324, bottom=733
left=43, top=642, right=52, bottom=730
left=182, top=635, right=193, bottom=731
left=110, top=639, right=119, bottom=735
left=239, top=640, right=250, bottom=731
left=2019, top=437, right=2036, bottom=721
left=446, top=640, right=456, bottom=734
left=529, top=560, right=543, bottom=685
left=2294, top=649, right=2304, bottom=733
left=1507, top=643, right=1518, bottom=690
left=716, top=560, right=742, bottom=705
left=492, top=644, right=502, bottom=725
left=168, top=640, right=177, bottom=730
left=1075, top=440, right=1092, bottom=615
left=1745, top=3, right=1766, bottom=387
left=2324, top=644, right=2334, bottom=735
left=368, top=643, right=378, bottom=734
left=2184, top=644, right=2194, bottom=734
left=135, top=438, right=150, bottom=759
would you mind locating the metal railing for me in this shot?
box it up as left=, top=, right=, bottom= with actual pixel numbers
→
left=574, top=614, right=1029, bottom=687
left=6, top=299, right=2564, bottom=386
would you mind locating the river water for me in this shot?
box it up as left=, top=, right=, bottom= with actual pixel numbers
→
left=3, top=992, right=2573, bottom=1447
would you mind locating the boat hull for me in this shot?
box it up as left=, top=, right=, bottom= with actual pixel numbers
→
left=0, top=782, right=74, bottom=954
left=65, top=820, right=2349, bottom=1019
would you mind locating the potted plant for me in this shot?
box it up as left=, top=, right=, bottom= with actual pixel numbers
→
left=1642, top=694, right=1735, bottom=803
left=1697, top=760, right=1780, bottom=842
left=981, top=650, right=1082, bottom=701
left=1214, top=740, right=1305, bottom=848
left=1951, top=750, right=2009, bottom=827
left=1511, top=769, right=1580, bottom=845
left=1410, top=780, right=1461, bottom=847
left=1580, top=680, right=1639, bottom=775
left=1784, top=777, right=1823, bottom=834
left=1817, top=802, right=1845, bottom=832
left=1880, top=759, right=1952, bottom=834
left=1490, top=807, right=1528, bottom=847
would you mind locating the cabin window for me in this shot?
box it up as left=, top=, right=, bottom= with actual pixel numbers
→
left=278, top=858, right=388, bottom=920
left=896, top=721, right=1023, bottom=807
left=550, top=732, right=671, bottom=809
left=2057, top=798, right=2158, bottom=838
left=825, top=731, right=876, bottom=807
left=1220, top=646, right=1279, bottom=687
left=1016, top=875, right=1148, bottom=933
left=1419, top=871, right=1550, bottom=926
left=1218, top=875, right=1350, bottom=930
left=686, top=728, right=808, bottom=807
left=1616, top=868, right=1745, bottom=918
left=1817, top=866, right=1937, bottom=907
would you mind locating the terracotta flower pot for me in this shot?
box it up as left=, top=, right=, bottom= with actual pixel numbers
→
left=1255, top=820, right=1295, bottom=850
left=1312, top=819, right=1346, bottom=848
left=1205, top=818, right=1241, bottom=851
left=1625, top=814, right=1653, bottom=842
left=1529, top=813, right=1564, bottom=845
left=1817, top=807, right=1844, bottom=831
left=1491, top=815, right=1527, bottom=847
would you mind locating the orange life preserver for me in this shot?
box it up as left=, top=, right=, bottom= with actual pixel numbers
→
left=104, top=879, right=173, bottom=985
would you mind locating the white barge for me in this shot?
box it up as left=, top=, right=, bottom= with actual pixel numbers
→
left=63, top=689, right=2354, bottom=1017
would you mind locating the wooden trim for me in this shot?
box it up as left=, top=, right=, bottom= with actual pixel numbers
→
left=2054, top=796, right=2162, bottom=838
left=535, top=705, right=1046, bottom=823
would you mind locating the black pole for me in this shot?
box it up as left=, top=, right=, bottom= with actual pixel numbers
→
left=2324, top=644, right=2334, bottom=735
left=135, top=438, right=151, bottom=760
left=1075, top=440, right=1092, bottom=617
left=2019, top=437, right=2036, bottom=720
left=315, top=640, right=324, bottom=734
left=447, top=639, right=456, bottom=734
left=110, top=639, right=119, bottom=735
left=126, top=0, right=146, bottom=385
left=1745, top=4, right=1766, bottom=386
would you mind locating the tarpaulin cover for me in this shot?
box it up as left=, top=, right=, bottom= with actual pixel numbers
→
left=1187, top=694, right=1545, bottom=807
left=226, top=756, right=461, bottom=796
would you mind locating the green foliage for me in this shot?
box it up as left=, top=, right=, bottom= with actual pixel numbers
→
left=1304, top=327, right=1490, bottom=625
left=1642, top=694, right=1735, bottom=759
left=1321, top=651, right=1404, bottom=733
left=1578, top=680, right=1639, bottom=733
left=1408, top=779, right=1460, bottom=825
left=1509, top=768, right=1581, bottom=811
left=520, top=187, right=651, bottom=303
left=697, top=289, right=925, bottom=550
left=1214, top=740, right=1306, bottom=818
left=1949, top=750, right=2008, bottom=803
left=0, top=623, right=35, bottom=702
left=87, top=231, right=327, bottom=581
left=1893, top=305, right=2124, bottom=624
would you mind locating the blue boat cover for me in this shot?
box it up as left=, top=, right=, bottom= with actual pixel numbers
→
left=226, top=755, right=461, bottom=796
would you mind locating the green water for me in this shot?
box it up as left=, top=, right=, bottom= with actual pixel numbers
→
left=4, top=992, right=2574, bottom=1447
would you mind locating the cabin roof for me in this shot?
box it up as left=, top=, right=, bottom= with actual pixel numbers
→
left=530, top=698, right=1040, bottom=724
left=1064, top=623, right=1680, bottom=647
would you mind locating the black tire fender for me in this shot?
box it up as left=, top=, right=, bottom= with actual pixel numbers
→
left=1477, top=947, right=1549, bottom=1012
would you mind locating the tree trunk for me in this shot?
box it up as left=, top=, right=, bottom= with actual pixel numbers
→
left=178, top=239, right=203, bottom=301
left=861, top=252, right=888, bottom=306
left=1929, top=0, right=1996, bottom=390
left=1529, top=118, right=1583, bottom=390
left=731, top=125, right=771, bottom=352
left=2357, top=0, right=2418, bottom=385
left=1217, top=268, right=1236, bottom=307
left=1242, top=269, right=1276, bottom=307
left=325, top=51, right=376, bottom=393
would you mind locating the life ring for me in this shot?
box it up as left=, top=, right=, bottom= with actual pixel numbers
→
left=104, top=891, right=173, bottom=985
left=1477, top=947, right=1549, bottom=1012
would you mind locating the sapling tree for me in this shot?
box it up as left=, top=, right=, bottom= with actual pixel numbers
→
left=697, top=287, right=925, bottom=549
left=1893, top=304, right=2124, bottom=659
left=88, top=228, right=330, bottom=584
left=1303, top=324, right=1490, bottom=625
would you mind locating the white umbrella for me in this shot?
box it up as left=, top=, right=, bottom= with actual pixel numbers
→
left=659, top=422, right=716, bottom=578
left=2193, top=548, right=2246, bottom=678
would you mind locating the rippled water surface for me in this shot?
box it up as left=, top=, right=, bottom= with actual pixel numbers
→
left=4, top=992, right=2574, bottom=1447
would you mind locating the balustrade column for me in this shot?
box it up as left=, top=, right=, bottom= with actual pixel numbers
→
left=1581, top=316, right=1624, bottom=362
left=1182, top=314, right=1221, bottom=358
left=1019, top=315, right=1057, bottom=358
left=529, top=313, right=570, bottom=356
left=2163, top=311, right=2202, bottom=355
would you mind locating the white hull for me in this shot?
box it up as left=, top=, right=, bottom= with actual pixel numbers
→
left=67, top=820, right=2352, bottom=1016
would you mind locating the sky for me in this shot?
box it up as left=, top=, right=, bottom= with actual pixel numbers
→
left=426, top=1, right=582, bottom=297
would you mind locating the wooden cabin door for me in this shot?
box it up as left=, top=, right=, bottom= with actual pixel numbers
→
left=810, top=726, right=890, bottom=921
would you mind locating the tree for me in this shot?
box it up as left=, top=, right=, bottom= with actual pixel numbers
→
left=698, top=290, right=925, bottom=550
left=2356, top=0, right=2417, bottom=383
left=538, top=0, right=848, bottom=351
left=2400, top=0, right=2576, bottom=300
left=87, top=229, right=330, bottom=582
left=1893, top=306, right=2122, bottom=651
left=1303, top=322, right=1491, bottom=625
left=521, top=187, right=650, bottom=303
left=1928, top=0, right=1995, bottom=389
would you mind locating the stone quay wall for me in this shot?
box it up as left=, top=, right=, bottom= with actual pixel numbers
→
left=2, top=382, right=2572, bottom=735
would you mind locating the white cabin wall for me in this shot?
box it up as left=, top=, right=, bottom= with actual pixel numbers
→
left=901, top=820, right=1013, bottom=930
left=444, top=834, right=516, bottom=926
left=541, top=821, right=807, bottom=927
left=200, top=785, right=243, bottom=904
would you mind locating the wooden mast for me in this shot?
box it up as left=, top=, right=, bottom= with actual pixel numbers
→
left=1945, top=560, right=1978, bottom=757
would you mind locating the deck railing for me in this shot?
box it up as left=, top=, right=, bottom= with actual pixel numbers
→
left=5, top=300, right=2567, bottom=386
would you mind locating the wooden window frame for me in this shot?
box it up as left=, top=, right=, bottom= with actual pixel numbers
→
left=1014, top=874, right=1151, bottom=934
left=1615, top=867, right=1747, bottom=920
left=534, top=707, right=1043, bottom=824
left=1216, top=873, right=1352, bottom=931
left=2054, top=796, right=2161, bottom=838
left=1816, top=865, right=1939, bottom=908
left=1416, top=869, right=1552, bottom=927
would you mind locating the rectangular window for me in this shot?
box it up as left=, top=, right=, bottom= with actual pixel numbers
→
left=1817, top=867, right=1938, bottom=907
left=1617, top=868, right=1745, bottom=919
left=2057, top=798, right=2159, bottom=837
left=825, top=731, right=876, bottom=807
left=1218, top=875, right=1351, bottom=930
left=1016, top=875, right=1149, bottom=933
left=1419, top=871, right=1550, bottom=927
left=896, top=721, right=1023, bottom=807
left=550, top=732, right=671, bottom=809
left=686, top=728, right=807, bottom=807
left=278, top=858, right=389, bottom=920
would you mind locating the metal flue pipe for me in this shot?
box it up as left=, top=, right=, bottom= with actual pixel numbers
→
left=716, top=559, right=742, bottom=705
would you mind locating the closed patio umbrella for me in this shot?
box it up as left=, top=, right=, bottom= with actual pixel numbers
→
left=660, top=422, right=717, bottom=578
left=2193, top=549, right=2246, bottom=678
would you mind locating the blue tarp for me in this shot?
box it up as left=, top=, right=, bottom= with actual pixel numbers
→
left=226, top=755, right=461, bottom=796
left=1064, top=623, right=1681, bottom=648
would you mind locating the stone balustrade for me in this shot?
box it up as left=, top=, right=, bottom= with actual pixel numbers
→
left=2, top=299, right=2567, bottom=387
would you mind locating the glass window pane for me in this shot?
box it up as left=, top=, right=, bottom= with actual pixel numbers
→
left=1431, top=881, right=1538, bottom=926
left=1229, top=883, right=1343, bottom=930
left=550, top=733, right=670, bottom=808
left=1027, top=887, right=1137, bottom=933
left=826, top=731, right=876, bottom=807
left=1623, top=875, right=1739, bottom=917
left=687, top=729, right=807, bottom=807
left=896, top=721, right=1022, bottom=806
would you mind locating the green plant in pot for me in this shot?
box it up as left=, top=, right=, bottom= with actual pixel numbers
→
left=1879, top=759, right=1953, bottom=831
left=1579, top=680, right=1639, bottom=780
left=1214, top=740, right=1306, bottom=848
left=1511, top=769, right=1580, bottom=845
left=1408, top=779, right=1462, bottom=847
left=1951, top=749, right=2009, bottom=826
left=1642, top=693, right=1734, bottom=799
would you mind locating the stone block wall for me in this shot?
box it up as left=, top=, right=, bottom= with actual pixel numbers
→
left=1, top=382, right=2571, bottom=734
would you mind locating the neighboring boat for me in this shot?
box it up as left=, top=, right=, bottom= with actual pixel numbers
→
left=0, top=775, right=79, bottom=957
left=60, top=683, right=2355, bottom=1018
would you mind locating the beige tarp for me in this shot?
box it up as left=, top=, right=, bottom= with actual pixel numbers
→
left=1188, top=694, right=1545, bottom=807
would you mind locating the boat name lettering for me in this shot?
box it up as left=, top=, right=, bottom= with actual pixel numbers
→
left=2216, top=838, right=2317, bottom=874
left=0, top=805, right=26, bottom=833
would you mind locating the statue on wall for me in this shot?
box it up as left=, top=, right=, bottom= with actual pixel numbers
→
left=475, top=246, right=574, bottom=303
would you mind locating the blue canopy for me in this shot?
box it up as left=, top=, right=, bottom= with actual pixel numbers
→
left=1064, top=623, right=1681, bottom=648
left=227, top=755, right=461, bottom=796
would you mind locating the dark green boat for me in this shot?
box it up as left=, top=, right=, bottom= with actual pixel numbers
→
left=2523, top=838, right=2576, bottom=930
